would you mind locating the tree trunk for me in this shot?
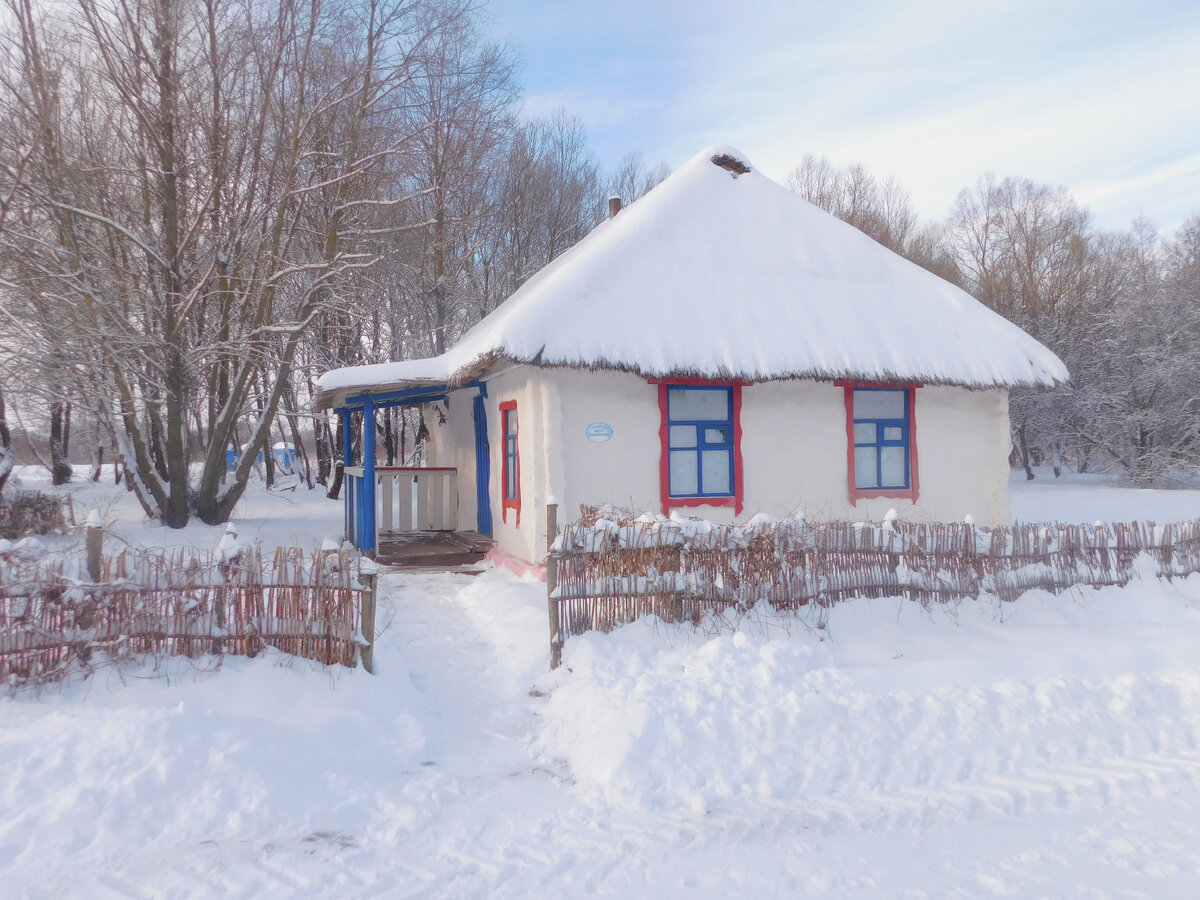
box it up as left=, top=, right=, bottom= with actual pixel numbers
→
left=399, top=408, right=408, bottom=467
left=326, top=409, right=354, bottom=502
left=327, top=460, right=344, bottom=500
left=146, top=403, right=170, bottom=482
left=1015, top=422, right=1035, bottom=481
left=295, top=433, right=313, bottom=490
left=258, top=378, right=275, bottom=489
left=50, top=400, right=73, bottom=485
left=108, top=429, right=123, bottom=485
left=155, top=0, right=191, bottom=530
left=281, top=380, right=311, bottom=487
left=0, top=382, right=13, bottom=497
left=313, top=409, right=332, bottom=486
left=384, top=406, right=396, bottom=465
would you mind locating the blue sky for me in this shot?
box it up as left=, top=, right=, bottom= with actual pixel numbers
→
left=486, top=0, right=1200, bottom=233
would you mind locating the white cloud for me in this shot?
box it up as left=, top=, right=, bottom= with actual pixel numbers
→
left=491, top=0, right=1200, bottom=229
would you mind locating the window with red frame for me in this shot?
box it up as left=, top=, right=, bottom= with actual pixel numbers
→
left=839, top=383, right=920, bottom=503
left=654, top=381, right=744, bottom=515
left=500, top=401, right=520, bottom=524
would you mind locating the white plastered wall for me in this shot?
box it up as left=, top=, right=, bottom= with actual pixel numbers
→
left=431, top=367, right=1013, bottom=563
left=424, top=368, right=558, bottom=564
left=739, top=381, right=1011, bottom=525
left=904, top=385, right=1012, bottom=525
left=423, top=389, right=478, bottom=536
left=486, top=367, right=556, bottom=563
left=543, top=367, right=665, bottom=526
left=549, top=372, right=1013, bottom=535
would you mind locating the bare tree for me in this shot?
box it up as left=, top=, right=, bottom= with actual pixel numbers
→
left=787, top=154, right=919, bottom=257
left=484, top=110, right=602, bottom=306
left=0, top=0, right=487, bottom=526
left=0, top=104, right=29, bottom=498
left=948, top=174, right=1093, bottom=478
left=399, top=14, right=516, bottom=355
left=604, top=150, right=669, bottom=209
left=950, top=175, right=1091, bottom=336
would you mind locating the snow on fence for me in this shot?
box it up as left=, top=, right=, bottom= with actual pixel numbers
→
left=0, top=545, right=375, bottom=689
left=549, top=507, right=1200, bottom=644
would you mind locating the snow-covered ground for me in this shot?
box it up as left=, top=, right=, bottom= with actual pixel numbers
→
left=1011, top=467, right=1200, bottom=525
left=4, top=467, right=1200, bottom=897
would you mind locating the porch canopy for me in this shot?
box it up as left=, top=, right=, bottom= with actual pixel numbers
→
left=314, top=377, right=490, bottom=555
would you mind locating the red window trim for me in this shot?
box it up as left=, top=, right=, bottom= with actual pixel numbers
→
left=647, top=377, right=752, bottom=387
left=835, top=380, right=921, bottom=505
left=499, top=400, right=520, bottom=526
left=654, top=380, right=744, bottom=516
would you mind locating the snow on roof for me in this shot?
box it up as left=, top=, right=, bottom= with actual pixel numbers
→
left=319, top=144, right=1067, bottom=402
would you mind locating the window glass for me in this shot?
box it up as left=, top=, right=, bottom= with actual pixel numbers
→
left=880, top=447, right=906, bottom=487
left=505, top=408, right=517, bottom=436
left=669, top=450, right=698, bottom=495
left=883, top=425, right=903, bottom=442
left=669, top=388, right=729, bottom=421
left=669, top=425, right=697, bottom=448
left=854, top=446, right=878, bottom=489
left=853, top=389, right=905, bottom=420
left=701, top=450, right=731, bottom=494
left=853, top=422, right=876, bottom=444
left=704, top=426, right=730, bottom=444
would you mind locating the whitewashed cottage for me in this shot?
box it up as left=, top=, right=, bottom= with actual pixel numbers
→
left=316, top=146, right=1067, bottom=566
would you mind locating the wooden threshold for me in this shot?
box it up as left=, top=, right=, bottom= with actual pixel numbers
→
left=375, top=530, right=494, bottom=571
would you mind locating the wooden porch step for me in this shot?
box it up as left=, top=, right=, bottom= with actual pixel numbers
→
left=375, top=531, right=494, bottom=570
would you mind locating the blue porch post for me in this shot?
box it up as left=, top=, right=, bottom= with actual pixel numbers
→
left=361, top=397, right=377, bottom=555
left=473, top=388, right=492, bottom=536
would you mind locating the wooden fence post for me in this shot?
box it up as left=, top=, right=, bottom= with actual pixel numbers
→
left=85, top=509, right=103, bottom=582
left=547, top=502, right=562, bottom=670
left=359, top=558, right=378, bottom=674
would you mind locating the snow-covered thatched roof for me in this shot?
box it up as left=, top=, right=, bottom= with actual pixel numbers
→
left=318, top=145, right=1066, bottom=406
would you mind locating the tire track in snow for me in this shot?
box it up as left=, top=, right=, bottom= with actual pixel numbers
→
left=796, top=747, right=1200, bottom=837
left=72, top=733, right=1200, bottom=896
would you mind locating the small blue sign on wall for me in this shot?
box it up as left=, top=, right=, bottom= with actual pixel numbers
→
left=585, top=422, right=614, bottom=443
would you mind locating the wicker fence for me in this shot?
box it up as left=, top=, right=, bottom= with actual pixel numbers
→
left=0, top=544, right=375, bottom=689
left=549, top=507, right=1200, bottom=644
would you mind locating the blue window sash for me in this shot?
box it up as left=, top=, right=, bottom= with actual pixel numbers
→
left=852, top=387, right=910, bottom=490
left=666, top=385, right=734, bottom=498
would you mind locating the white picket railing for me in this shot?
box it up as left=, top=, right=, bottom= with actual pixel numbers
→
left=377, top=466, right=458, bottom=533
